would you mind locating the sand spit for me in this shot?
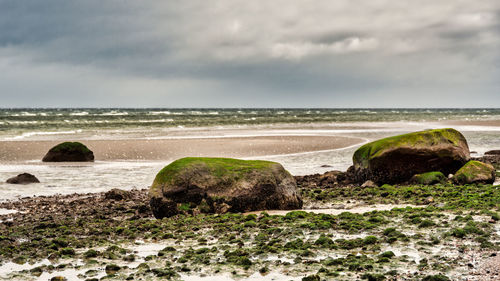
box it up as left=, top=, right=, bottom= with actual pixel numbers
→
left=0, top=135, right=363, bottom=162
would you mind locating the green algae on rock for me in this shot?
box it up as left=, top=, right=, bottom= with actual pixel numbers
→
left=42, top=142, right=94, bottom=162
left=452, top=160, right=496, bottom=185
left=149, top=157, right=303, bottom=219
left=410, top=171, right=446, bottom=185
left=349, top=128, right=470, bottom=184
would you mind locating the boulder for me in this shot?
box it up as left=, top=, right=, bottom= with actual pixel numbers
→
left=410, top=171, right=446, bottom=185
left=42, top=142, right=94, bottom=162
left=485, top=150, right=500, bottom=155
left=349, top=128, right=470, bottom=184
left=149, top=157, right=303, bottom=219
left=6, top=173, right=40, bottom=184
left=452, top=161, right=495, bottom=185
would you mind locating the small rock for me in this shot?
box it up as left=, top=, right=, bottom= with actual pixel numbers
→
left=424, top=196, right=434, bottom=205
left=320, top=164, right=333, bottom=168
left=105, top=264, right=121, bottom=275
left=361, top=180, right=377, bottom=188
left=6, top=173, right=40, bottom=184
left=105, top=189, right=132, bottom=200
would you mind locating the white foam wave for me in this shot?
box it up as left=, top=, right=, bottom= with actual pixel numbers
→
left=70, top=111, right=89, bottom=116
left=149, top=111, right=171, bottom=115
left=99, top=111, right=129, bottom=116
left=7, top=130, right=83, bottom=140
left=137, top=119, right=174, bottom=123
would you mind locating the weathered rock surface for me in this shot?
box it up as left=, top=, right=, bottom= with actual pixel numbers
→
left=105, top=188, right=132, bottom=200
left=149, top=157, right=303, bottom=219
left=452, top=160, right=495, bottom=185
left=295, top=170, right=349, bottom=189
left=474, top=153, right=500, bottom=171
left=6, top=173, right=40, bottom=184
left=348, top=128, right=470, bottom=184
left=42, top=142, right=94, bottom=162
left=410, top=171, right=446, bottom=185
left=361, top=180, right=377, bottom=188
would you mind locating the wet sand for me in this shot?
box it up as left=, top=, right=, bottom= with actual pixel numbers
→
left=437, top=120, right=500, bottom=127
left=245, top=204, right=422, bottom=216
left=0, top=135, right=363, bottom=162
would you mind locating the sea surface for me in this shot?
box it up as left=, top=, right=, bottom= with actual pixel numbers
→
left=1, top=108, right=499, bottom=201
left=1, top=108, right=500, bottom=140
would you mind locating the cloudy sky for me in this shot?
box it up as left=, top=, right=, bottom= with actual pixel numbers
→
left=0, top=0, right=499, bottom=107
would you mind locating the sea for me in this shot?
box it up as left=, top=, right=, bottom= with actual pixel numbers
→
left=1, top=108, right=499, bottom=201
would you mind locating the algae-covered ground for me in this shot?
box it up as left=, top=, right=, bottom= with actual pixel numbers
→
left=0, top=182, right=499, bottom=281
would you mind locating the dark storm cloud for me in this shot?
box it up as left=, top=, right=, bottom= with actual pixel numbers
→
left=0, top=0, right=499, bottom=107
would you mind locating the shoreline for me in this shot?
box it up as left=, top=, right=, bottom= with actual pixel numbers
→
left=0, top=135, right=364, bottom=162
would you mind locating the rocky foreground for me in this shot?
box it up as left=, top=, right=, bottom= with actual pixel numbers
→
left=1, top=128, right=499, bottom=281
left=0, top=177, right=499, bottom=281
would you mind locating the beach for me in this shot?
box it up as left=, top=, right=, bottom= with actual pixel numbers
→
left=0, top=109, right=499, bottom=280
left=0, top=135, right=363, bottom=162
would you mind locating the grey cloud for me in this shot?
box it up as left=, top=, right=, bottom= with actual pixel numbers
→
left=0, top=0, right=499, bottom=107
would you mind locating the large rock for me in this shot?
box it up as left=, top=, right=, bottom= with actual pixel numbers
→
left=42, top=142, right=94, bottom=162
left=6, top=173, right=40, bottom=184
left=149, top=157, right=303, bottom=219
left=349, top=128, right=470, bottom=184
left=452, top=161, right=495, bottom=185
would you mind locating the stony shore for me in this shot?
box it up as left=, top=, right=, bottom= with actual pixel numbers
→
left=0, top=174, right=499, bottom=281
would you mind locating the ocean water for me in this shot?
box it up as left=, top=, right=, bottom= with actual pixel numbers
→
left=0, top=108, right=499, bottom=201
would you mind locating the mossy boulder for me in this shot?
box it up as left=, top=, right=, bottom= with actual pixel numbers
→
left=42, top=142, right=94, bottom=162
left=452, top=160, right=495, bottom=185
left=410, top=171, right=446, bottom=185
left=349, top=128, right=470, bottom=184
left=149, top=157, right=302, bottom=219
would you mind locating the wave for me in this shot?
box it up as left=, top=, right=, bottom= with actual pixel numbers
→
left=99, top=111, right=129, bottom=116
left=7, top=130, right=83, bottom=140
left=148, top=111, right=171, bottom=115
left=70, top=111, right=89, bottom=116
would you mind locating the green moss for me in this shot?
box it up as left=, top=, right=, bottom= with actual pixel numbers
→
left=154, top=157, right=276, bottom=184
left=361, top=273, right=386, bottom=281
left=353, top=128, right=466, bottom=166
left=59, top=248, right=75, bottom=256
left=49, top=142, right=91, bottom=153
left=83, top=249, right=98, bottom=258
left=418, top=219, right=435, bottom=228
left=422, top=274, right=450, bottom=281
left=150, top=157, right=278, bottom=196
left=379, top=251, right=395, bottom=258
left=412, top=172, right=446, bottom=185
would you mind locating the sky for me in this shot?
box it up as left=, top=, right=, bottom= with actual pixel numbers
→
left=0, top=0, right=499, bottom=108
